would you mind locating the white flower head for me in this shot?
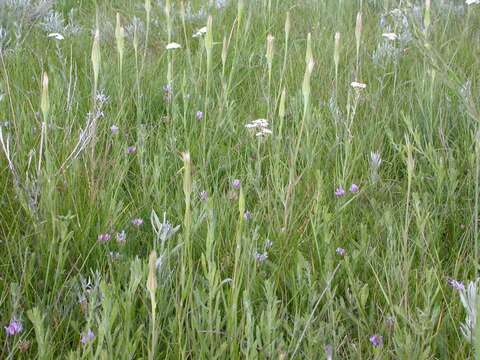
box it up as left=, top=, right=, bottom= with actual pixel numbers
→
left=166, top=42, right=182, bottom=50
left=245, top=119, right=272, bottom=138
left=351, top=81, right=367, bottom=89
left=48, top=33, right=65, bottom=40
left=382, top=32, right=398, bottom=41
left=466, top=0, right=480, bottom=5
left=256, top=128, right=273, bottom=137
left=192, top=27, right=208, bottom=38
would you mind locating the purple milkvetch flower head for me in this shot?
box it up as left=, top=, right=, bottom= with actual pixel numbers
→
left=97, top=233, right=111, bottom=242
left=80, top=329, right=95, bottom=345
left=350, top=183, right=359, bottom=193
left=335, top=186, right=346, bottom=197
left=132, top=218, right=144, bottom=227
left=369, top=334, right=383, bottom=347
left=448, top=278, right=465, bottom=291
left=336, top=247, right=346, bottom=257
left=116, top=230, right=126, bottom=244
left=110, top=125, right=119, bottom=134
left=232, top=179, right=241, bottom=190
left=163, top=84, right=173, bottom=102
left=199, top=190, right=208, bottom=201
left=196, top=111, right=204, bottom=120
left=4, top=317, right=22, bottom=336
left=127, top=146, right=137, bottom=154
left=255, top=251, right=268, bottom=263
left=243, top=211, right=252, bottom=221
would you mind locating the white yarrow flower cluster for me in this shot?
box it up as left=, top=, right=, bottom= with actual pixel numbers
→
left=245, top=119, right=272, bottom=138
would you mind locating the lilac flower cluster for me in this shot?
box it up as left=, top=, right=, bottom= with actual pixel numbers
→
left=335, top=183, right=359, bottom=197
left=5, top=317, right=22, bottom=336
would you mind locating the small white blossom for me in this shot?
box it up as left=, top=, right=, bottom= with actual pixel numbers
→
left=48, top=32, right=64, bottom=40
left=382, top=32, right=398, bottom=41
left=192, top=27, right=208, bottom=38
left=166, top=42, right=181, bottom=50
left=351, top=81, right=367, bottom=89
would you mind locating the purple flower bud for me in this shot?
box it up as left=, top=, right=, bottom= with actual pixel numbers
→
left=196, top=111, right=204, bottom=120
left=369, top=334, right=383, bottom=347
left=232, top=179, right=241, bottom=190
left=110, top=125, right=119, bottom=134
left=336, top=247, right=346, bottom=257
left=127, top=146, right=137, bottom=154
left=199, top=190, right=208, bottom=201
left=243, top=210, right=252, bottom=221
left=254, top=251, right=268, bottom=262
left=163, top=84, right=173, bottom=102
left=132, top=218, right=144, bottom=227
left=447, top=278, right=465, bottom=291
left=116, top=230, right=126, bottom=244
left=4, top=318, right=22, bottom=336
left=97, top=233, right=111, bottom=242
left=349, top=183, right=359, bottom=193
left=80, top=329, right=95, bottom=345
left=335, top=186, right=346, bottom=197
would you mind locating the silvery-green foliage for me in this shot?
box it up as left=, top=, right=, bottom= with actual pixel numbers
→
left=40, top=9, right=82, bottom=36
left=373, top=8, right=413, bottom=66
left=458, top=279, right=479, bottom=343
left=76, top=270, right=103, bottom=314
left=150, top=210, right=180, bottom=247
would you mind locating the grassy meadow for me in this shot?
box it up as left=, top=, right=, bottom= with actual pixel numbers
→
left=1, top=0, right=480, bottom=358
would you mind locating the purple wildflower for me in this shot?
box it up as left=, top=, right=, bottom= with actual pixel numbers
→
left=369, top=334, right=383, bottom=347
left=336, top=247, right=346, bottom=257
left=243, top=211, right=252, bottom=221
left=132, top=218, right=144, bottom=227
left=196, top=111, right=204, bottom=120
left=335, top=186, right=346, bottom=197
left=116, top=230, right=126, bottom=244
left=232, top=179, right=241, bottom=190
left=448, top=278, right=465, bottom=291
left=127, top=146, right=137, bottom=154
left=199, top=190, right=208, bottom=201
left=4, top=317, right=22, bottom=336
left=97, top=233, right=111, bottom=242
left=163, top=84, right=173, bottom=102
left=110, top=125, right=119, bottom=134
left=80, top=329, right=95, bottom=345
left=255, top=251, right=268, bottom=263
left=349, top=183, right=359, bottom=193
